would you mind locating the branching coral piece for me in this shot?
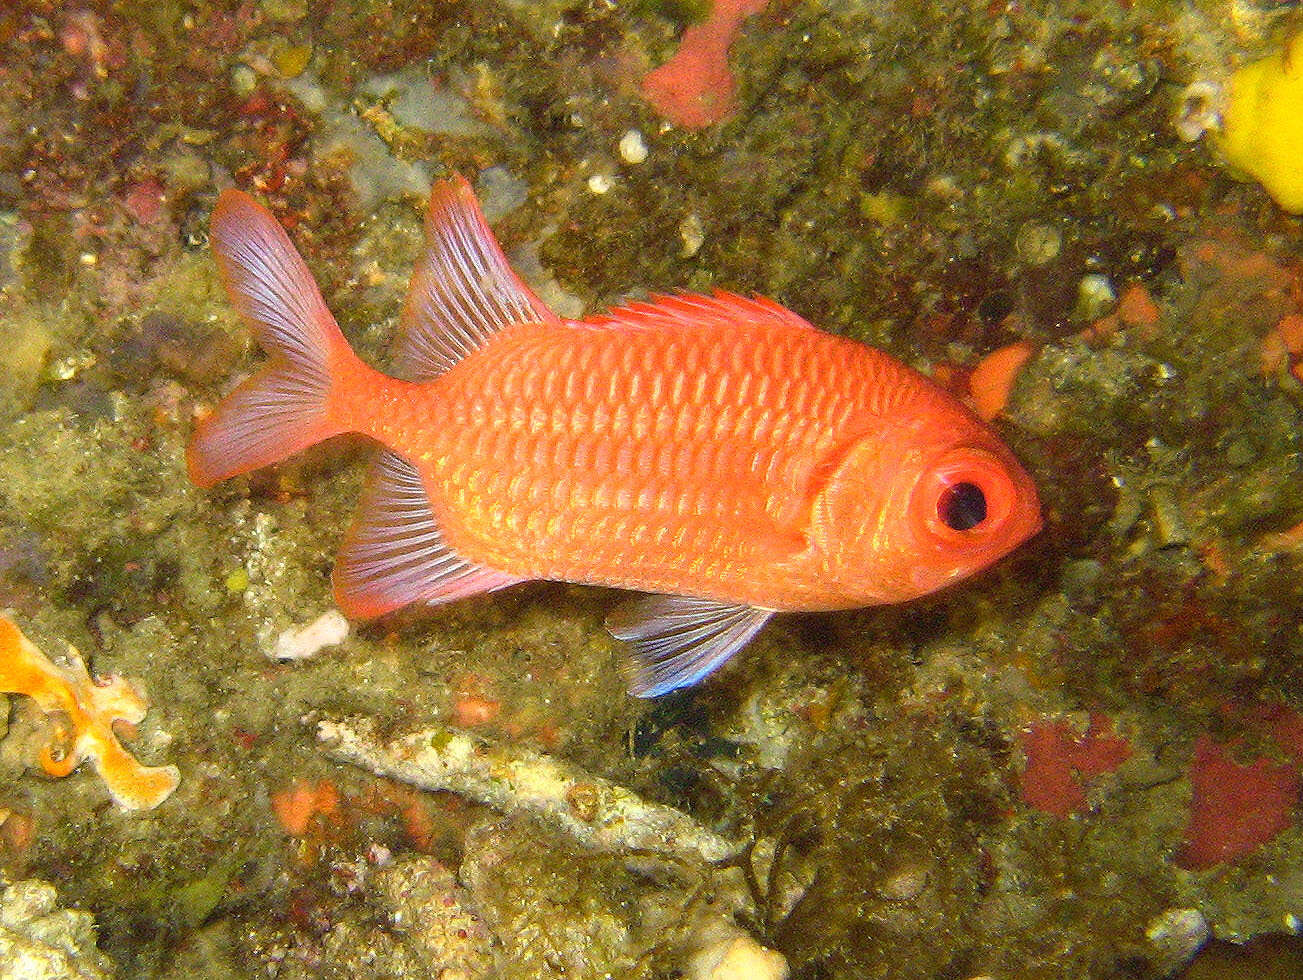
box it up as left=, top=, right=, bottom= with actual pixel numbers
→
left=0, top=615, right=179, bottom=810
left=318, top=715, right=739, bottom=863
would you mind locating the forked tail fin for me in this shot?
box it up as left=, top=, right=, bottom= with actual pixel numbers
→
left=187, top=190, right=363, bottom=487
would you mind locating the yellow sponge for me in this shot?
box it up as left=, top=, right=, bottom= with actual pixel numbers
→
left=1216, top=34, right=1303, bottom=213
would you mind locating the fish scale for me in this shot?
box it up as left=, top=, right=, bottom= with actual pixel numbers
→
left=402, top=319, right=887, bottom=605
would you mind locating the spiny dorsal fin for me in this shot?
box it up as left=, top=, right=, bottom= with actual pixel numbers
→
left=395, top=174, right=557, bottom=382
left=606, top=594, right=774, bottom=698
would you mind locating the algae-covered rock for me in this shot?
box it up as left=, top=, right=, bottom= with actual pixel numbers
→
left=235, top=853, right=496, bottom=979
left=371, top=855, right=494, bottom=978
left=0, top=877, right=113, bottom=980
left=0, top=308, right=50, bottom=419
left=460, top=817, right=649, bottom=980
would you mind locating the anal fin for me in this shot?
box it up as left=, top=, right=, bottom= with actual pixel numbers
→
left=334, top=451, right=521, bottom=618
left=606, top=595, right=774, bottom=698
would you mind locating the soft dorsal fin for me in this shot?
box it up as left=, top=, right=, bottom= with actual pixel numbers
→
left=333, top=450, right=522, bottom=618
left=606, top=595, right=774, bottom=698
left=589, top=290, right=819, bottom=336
left=395, top=174, right=557, bottom=382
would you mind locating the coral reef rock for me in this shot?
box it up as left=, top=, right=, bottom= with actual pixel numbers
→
left=371, top=855, right=494, bottom=978
left=0, top=877, right=113, bottom=980
left=459, top=817, right=647, bottom=979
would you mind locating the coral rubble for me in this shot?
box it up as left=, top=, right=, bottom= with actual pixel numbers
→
left=317, top=714, right=738, bottom=862
left=0, top=877, right=113, bottom=980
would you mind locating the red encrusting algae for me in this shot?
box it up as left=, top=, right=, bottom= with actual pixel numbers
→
left=1260, top=311, right=1303, bottom=380
left=1176, top=736, right=1300, bottom=870
left=271, top=778, right=343, bottom=838
left=1019, top=714, right=1133, bottom=818
left=641, top=0, right=768, bottom=128
left=1249, top=702, right=1303, bottom=762
left=1078, top=283, right=1162, bottom=345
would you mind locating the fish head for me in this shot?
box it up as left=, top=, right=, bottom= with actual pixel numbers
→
left=813, top=417, right=1042, bottom=605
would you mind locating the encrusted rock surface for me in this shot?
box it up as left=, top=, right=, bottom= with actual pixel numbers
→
left=0, top=878, right=113, bottom=980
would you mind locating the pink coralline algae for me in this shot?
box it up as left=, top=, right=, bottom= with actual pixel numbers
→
left=1018, top=714, right=1133, bottom=818
left=1239, top=701, right=1303, bottom=763
left=1176, top=708, right=1303, bottom=870
left=123, top=178, right=166, bottom=225
left=641, top=0, right=768, bottom=128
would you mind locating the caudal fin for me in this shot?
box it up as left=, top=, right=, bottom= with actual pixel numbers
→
left=188, top=191, right=358, bottom=488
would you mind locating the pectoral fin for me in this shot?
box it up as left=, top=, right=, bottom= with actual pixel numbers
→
left=606, top=595, right=774, bottom=698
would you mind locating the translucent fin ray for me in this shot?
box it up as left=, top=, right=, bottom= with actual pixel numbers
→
left=333, top=451, right=521, bottom=618
left=210, top=190, right=345, bottom=367
left=187, top=190, right=353, bottom=487
left=606, top=595, right=774, bottom=698
left=589, top=290, right=818, bottom=336
left=187, top=361, right=337, bottom=486
left=395, top=175, right=556, bottom=381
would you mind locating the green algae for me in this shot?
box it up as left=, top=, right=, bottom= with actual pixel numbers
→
left=460, top=818, right=651, bottom=979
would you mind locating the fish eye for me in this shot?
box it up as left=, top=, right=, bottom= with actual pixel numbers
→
left=937, top=481, right=986, bottom=531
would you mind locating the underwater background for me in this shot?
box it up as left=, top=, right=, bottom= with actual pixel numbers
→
left=0, top=1, right=1302, bottom=977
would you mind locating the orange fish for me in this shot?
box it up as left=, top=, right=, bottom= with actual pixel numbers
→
left=189, top=176, right=1041, bottom=696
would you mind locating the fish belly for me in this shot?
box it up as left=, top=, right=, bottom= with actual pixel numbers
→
left=407, top=321, right=877, bottom=609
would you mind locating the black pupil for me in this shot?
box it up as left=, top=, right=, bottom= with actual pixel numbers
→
left=939, top=482, right=986, bottom=531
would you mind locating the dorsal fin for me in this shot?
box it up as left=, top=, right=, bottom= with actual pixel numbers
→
left=395, top=174, right=557, bottom=382
left=588, top=290, right=819, bottom=336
